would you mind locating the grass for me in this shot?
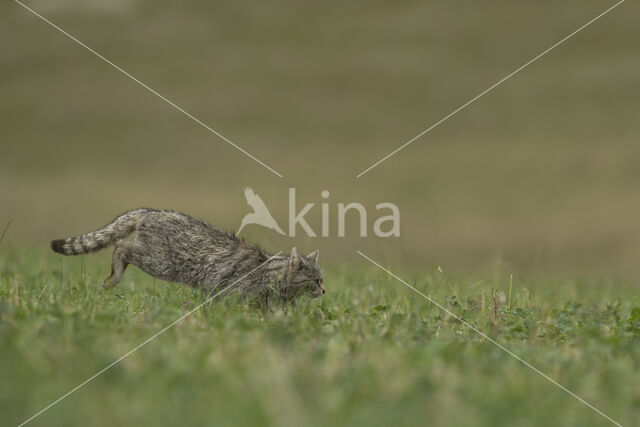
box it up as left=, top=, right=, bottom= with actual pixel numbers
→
left=2, top=1, right=639, bottom=425
left=1, top=250, right=639, bottom=427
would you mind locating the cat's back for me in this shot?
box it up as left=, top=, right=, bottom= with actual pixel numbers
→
left=139, top=209, right=237, bottom=246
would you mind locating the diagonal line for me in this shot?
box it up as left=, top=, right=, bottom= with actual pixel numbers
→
left=356, top=0, right=626, bottom=178
left=13, top=0, right=284, bottom=178
left=0, top=219, right=13, bottom=246
left=18, top=251, right=283, bottom=427
left=356, top=250, right=623, bottom=427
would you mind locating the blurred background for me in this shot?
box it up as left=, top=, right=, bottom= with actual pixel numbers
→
left=1, top=0, right=639, bottom=279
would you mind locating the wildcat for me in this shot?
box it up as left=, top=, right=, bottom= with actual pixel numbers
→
left=51, top=208, right=324, bottom=303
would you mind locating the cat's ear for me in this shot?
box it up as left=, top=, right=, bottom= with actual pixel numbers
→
left=290, top=247, right=301, bottom=269
left=306, top=249, right=319, bottom=262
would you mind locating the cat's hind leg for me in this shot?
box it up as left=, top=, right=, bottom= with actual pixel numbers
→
left=103, top=241, right=133, bottom=290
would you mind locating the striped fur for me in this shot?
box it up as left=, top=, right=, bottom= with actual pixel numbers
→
left=51, top=209, right=324, bottom=303
left=51, top=208, right=150, bottom=255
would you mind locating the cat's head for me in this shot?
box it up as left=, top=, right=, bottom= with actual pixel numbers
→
left=286, top=247, right=325, bottom=298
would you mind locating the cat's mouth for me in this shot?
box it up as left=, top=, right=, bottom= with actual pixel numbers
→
left=309, top=286, right=325, bottom=298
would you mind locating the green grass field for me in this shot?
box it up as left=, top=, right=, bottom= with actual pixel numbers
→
left=1, top=250, right=638, bottom=427
left=2, top=1, right=639, bottom=426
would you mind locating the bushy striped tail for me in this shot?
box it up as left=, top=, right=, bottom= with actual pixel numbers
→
left=51, top=209, right=150, bottom=256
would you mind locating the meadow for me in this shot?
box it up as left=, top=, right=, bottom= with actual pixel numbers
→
left=1, top=249, right=638, bottom=426
left=2, top=0, right=640, bottom=276
left=2, top=1, right=639, bottom=426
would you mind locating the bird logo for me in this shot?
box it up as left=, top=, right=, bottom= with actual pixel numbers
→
left=237, top=187, right=285, bottom=235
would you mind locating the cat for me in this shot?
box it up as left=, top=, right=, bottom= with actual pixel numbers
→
left=51, top=208, right=324, bottom=303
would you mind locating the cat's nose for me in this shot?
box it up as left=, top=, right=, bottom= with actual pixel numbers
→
left=321, top=288, right=325, bottom=294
